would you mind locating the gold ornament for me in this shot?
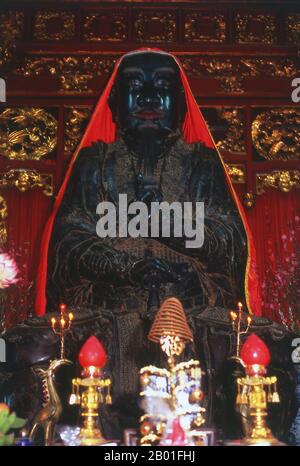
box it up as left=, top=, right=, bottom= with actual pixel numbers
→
left=252, top=109, right=300, bottom=161
left=69, top=368, right=112, bottom=446
left=226, top=164, right=246, bottom=184
left=184, top=13, right=226, bottom=43
left=83, top=12, right=127, bottom=42
left=34, top=11, right=75, bottom=41
left=64, top=107, right=92, bottom=153
left=286, top=14, right=300, bottom=44
left=256, top=170, right=300, bottom=195
left=0, top=11, right=24, bottom=41
left=236, top=13, right=276, bottom=44
left=242, top=192, right=256, bottom=209
left=135, top=12, right=176, bottom=43
left=216, top=108, right=245, bottom=153
left=236, top=373, right=281, bottom=445
left=0, top=196, right=8, bottom=245
left=0, top=108, right=57, bottom=160
left=0, top=169, right=53, bottom=196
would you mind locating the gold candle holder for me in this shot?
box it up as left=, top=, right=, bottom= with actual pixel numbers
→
left=236, top=369, right=280, bottom=445
left=230, top=302, right=252, bottom=360
left=69, top=336, right=111, bottom=446
left=50, top=303, right=73, bottom=359
left=236, top=334, right=281, bottom=445
left=69, top=366, right=112, bottom=446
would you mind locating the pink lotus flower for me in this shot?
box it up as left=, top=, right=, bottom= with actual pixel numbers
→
left=0, top=253, right=19, bottom=289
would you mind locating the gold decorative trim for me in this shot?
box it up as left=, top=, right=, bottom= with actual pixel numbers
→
left=64, top=106, right=92, bottom=153
left=226, top=164, right=246, bottom=184
left=0, top=169, right=53, bottom=196
left=286, top=13, right=300, bottom=44
left=216, top=108, right=245, bottom=153
left=184, top=12, right=226, bottom=43
left=0, top=11, right=24, bottom=75
left=242, top=193, right=256, bottom=210
left=0, top=195, right=8, bottom=245
left=0, top=107, right=57, bottom=160
left=15, top=56, right=117, bottom=93
left=0, top=11, right=24, bottom=41
left=256, top=171, right=300, bottom=195
left=240, top=58, right=297, bottom=78
left=252, top=109, right=300, bottom=161
left=34, top=11, right=75, bottom=41
left=202, top=107, right=245, bottom=153
left=14, top=55, right=298, bottom=95
left=236, top=13, right=276, bottom=44
left=83, top=12, right=127, bottom=42
left=181, top=57, right=244, bottom=93
left=134, top=12, right=176, bottom=43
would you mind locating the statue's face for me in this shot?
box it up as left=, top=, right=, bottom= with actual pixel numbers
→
left=113, top=52, right=184, bottom=133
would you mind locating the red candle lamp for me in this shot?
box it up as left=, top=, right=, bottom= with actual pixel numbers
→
left=69, top=336, right=112, bottom=445
left=236, top=334, right=281, bottom=445
left=240, top=334, right=270, bottom=375
left=78, top=335, right=107, bottom=377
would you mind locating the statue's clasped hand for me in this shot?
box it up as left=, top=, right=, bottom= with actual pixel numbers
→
left=128, top=257, right=189, bottom=289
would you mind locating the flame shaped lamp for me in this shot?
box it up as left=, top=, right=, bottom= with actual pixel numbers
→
left=69, top=336, right=112, bottom=446
left=236, top=334, right=281, bottom=445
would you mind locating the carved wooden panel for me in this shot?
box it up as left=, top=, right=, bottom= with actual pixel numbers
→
left=82, top=9, right=127, bottom=42
left=202, top=107, right=246, bottom=154
left=286, top=13, right=300, bottom=43
left=0, top=10, right=24, bottom=40
left=235, top=12, right=277, bottom=44
left=0, top=107, right=58, bottom=160
left=133, top=10, right=177, bottom=43
left=64, top=106, right=92, bottom=154
left=252, top=108, right=300, bottom=161
left=33, top=10, right=76, bottom=41
left=183, top=11, right=227, bottom=43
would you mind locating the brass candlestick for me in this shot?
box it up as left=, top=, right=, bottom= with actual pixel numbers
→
left=69, top=367, right=112, bottom=446
left=69, top=336, right=111, bottom=446
left=236, top=371, right=280, bottom=445
left=230, top=302, right=252, bottom=359
left=236, top=334, right=281, bottom=445
left=51, top=303, right=73, bottom=359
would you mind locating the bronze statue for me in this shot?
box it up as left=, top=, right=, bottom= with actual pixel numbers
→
left=29, top=358, right=72, bottom=446
left=47, top=51, right=248, bottom=313
left=0, top=50, right=296, bottom=444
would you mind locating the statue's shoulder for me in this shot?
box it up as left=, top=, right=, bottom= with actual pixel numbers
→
left=77, top=141, right=107, bottom=162
left=72, top=141, right=110, bottom=176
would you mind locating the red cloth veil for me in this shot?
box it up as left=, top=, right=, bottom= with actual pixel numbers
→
left=35, top=48, right=262, bottom=316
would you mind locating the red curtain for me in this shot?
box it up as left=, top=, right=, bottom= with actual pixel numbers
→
left=4, top=189, right=52, bottom=328
left=247, top=190, right=300, bottom=327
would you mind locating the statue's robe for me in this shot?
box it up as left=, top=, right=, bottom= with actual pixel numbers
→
left=0, top=137, right=296, bottom=443
left=47, top=137, right=248, bottom=311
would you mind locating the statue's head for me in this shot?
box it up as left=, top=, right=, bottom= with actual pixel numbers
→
left=109, top=51, right=186, bottom=137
